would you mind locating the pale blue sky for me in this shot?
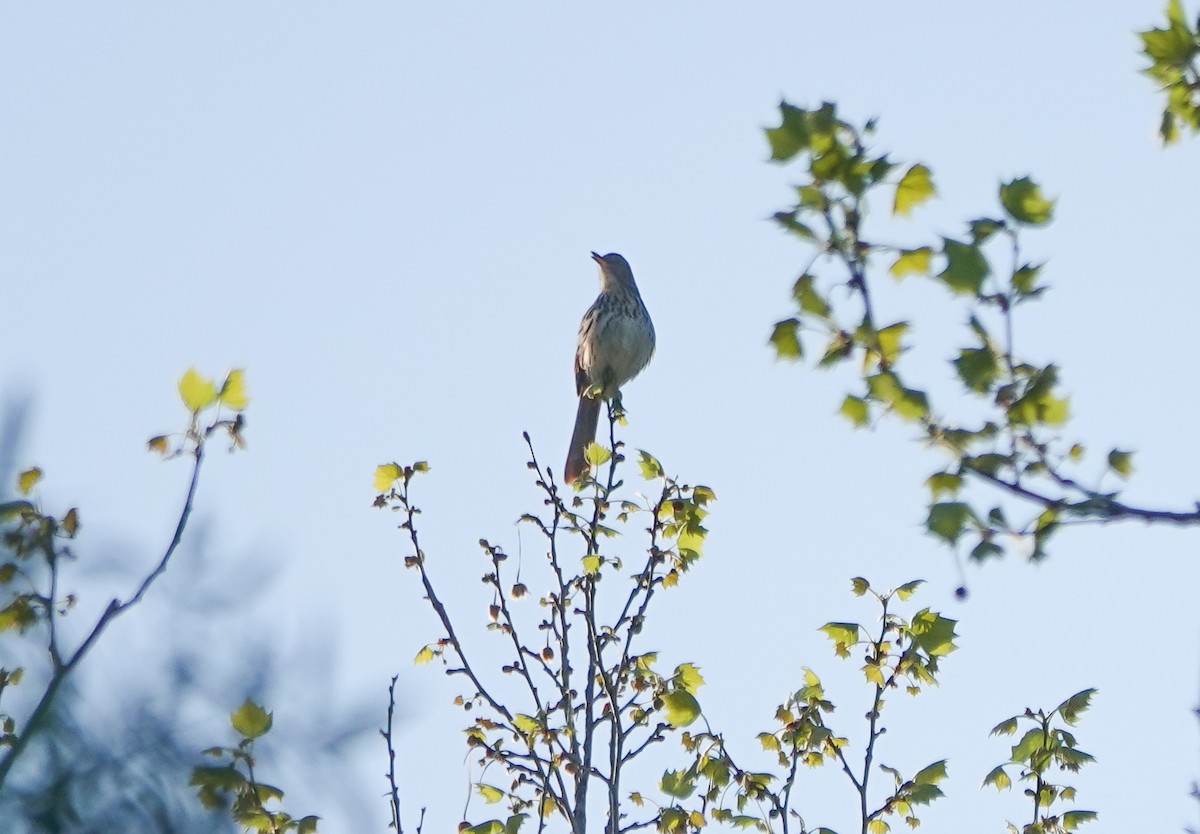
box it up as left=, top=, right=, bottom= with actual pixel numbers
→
left=3, top=2, right=1199, bottom=831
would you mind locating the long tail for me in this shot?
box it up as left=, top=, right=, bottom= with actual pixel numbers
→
left=564, top=396, right=601, bottom=484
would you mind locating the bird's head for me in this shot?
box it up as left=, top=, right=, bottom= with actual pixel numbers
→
left=591, top=251, right=636, bottom=289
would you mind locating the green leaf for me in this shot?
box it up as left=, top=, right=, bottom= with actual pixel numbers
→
left=1061, top=811, right=1098, bottom=830
left=218, top=368, right=250, bottom=411
left=1056, top=688, right=1097, bottom=724
left=773, top=211, right=816, bottom=240
left=982, top=765, right=1011, bottom=791
left=230, top=699, right=272, bottom=739
left=758, top=732, right=781, bottom=751
left=938, top=239, right=990, bottom=295
left=660, top=768, right=698, bottom=799
left=1013, top=262, right=1043, bottom=295
left=890, top=247, right=933, bottom=279
left=1000, top=177, right=1056, bottom=226
left=819, top=622, right=860, bottom=651
left=582, top=555, right=601, bottom=575
left=373, top=463, right=402, bottom=493
left=969, top=218, right=1004, bottom=244
left=839, top=395, right=870, bottom=427
left=766, top=102, right=811, bottom=162
left=467, top=822, right=506, bottom=834
left=413, top=645, right=435, bottom=665
left=894, top=579, right=924, bottom=601
left=1107, top=449, right=1133, bottom=478
left=926, top=502, right=972, bottom=544
left=662, top=690, right=701, bottom=727
left=913, top=759, right=947, bottom=784
left=990, top=716, right=1019, bottom=736
left=513, top=714, right=539, bottom=735
left=909, top=609, right=958, bottom=656
left=875, top=321, right=908, bottom=365
left=866, top=372, right=928, bottom=421
left=850, top=577, right=870, bottom=596
left=793, top=274, right=831, bottom=317
left=297, top=815, right=320, bottom=834
left=770, top=318, right=803, bottom=359
left=637, top=451, right=664, bottom=480
left=505, top=814, right=528, bottom=834
left=1010, top=727, right=1048, bottom=763
left=868, top=818, right=890, bottom=834
left=953, top=347, right=1000, bottom=393
left=893, top=163, right=936, bottom=216
left=673, top=663, right=705, bottom=694
left=178, top=368, right=219, bottom=413
left=16, top=468, right=41, bottom=495
left=926, top=472, right=962, bottom=498
left=477, top=783, right=504, bottom=804
left=0, top=501, right=34, bottom=521
left=584, top=442, right=611, bottom=467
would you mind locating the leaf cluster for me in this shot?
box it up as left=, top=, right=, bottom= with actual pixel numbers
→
left=192, top=699, right=319, bottom=834
left=375, top=419, right=715, bottom=834
left=1139, top=0, right=1200, bottom=143
left=664, top=579, right=957, bottom=834
left=765, top=100, right=1198, bottom=564
left=984, top=690, right=1098, bottom=833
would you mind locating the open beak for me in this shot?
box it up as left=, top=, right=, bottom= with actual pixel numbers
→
left=590, top=251, right=603, bottom=263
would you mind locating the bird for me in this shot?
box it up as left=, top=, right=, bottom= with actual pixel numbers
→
left=564, top=252, right=656, bottom=485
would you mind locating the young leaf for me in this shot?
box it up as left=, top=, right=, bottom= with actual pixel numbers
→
left=890, top=247, right=933, bottom=279
left=17, top=467, right=42, bottom=495
left=1107, top=449, right=1134, bottom=478
left=770, top=318, right=803, bottom=359
left=477, top=784, right=504, bottom=804
left=230, top=699, right=273, bottom=739
left=893, top=163, right=936, bottom=216
left=584, top=442, right=611, bottom=467
left=839, top=395, right=870, bottom=427
left=178, top=368, right=218, bottom=413
left=414, top=645, right=435, bottom=665
left=660, top=768, right=698, bottom=799
left=673, top=663, right=705, bottom=694
left=999, top=177, right=1056, bottom=226
left=982, top=765, right=1011, bottom=791
left=374, top=463, right=402, bottom=492
left=1056, top=688, right=1097, bottom=724
left=938, top=239, right=990, bottom=295
left=218, top=369, right=250, bottom=411
left=662, top=690, right=701, bottom=727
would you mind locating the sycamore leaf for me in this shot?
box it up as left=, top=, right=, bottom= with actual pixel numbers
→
left=584, top=442, right=611, bottom=467
left=17, top=468, right=41, bottom=495
left=839, top=395, right=870, bottom=427
left=770, top=318, right=803, bottom=360
left=582, top=555, right=601, bottom=575
left=893, top=163, right=936, bottom=215
left=660, top=768, right=698, bottom=799
left=414, top=645, right=435, bottom=665
left=1000, top=177, right=1056, bottom=226
left=890, top=247, right=933, bottom=279
left=230, top=698, right=273, bottom=739
left=374, top=463, right=402, bottom=492
left=938, top=239, right=989, bottom=295
left=673, top=663, right=705, bottom=694
left=982, top=765, right=1011, bottom=791
left=178, top=368, right=218, bottom=413
left=218, top=369, right=250, bottom=411
left=477, top=784, right=504, bottom=804
left=1056, top=688, right=1097, bottom=724
left=662, top=690, right=701, bottom=727
left=1107, top=449, right=1134, bottom=478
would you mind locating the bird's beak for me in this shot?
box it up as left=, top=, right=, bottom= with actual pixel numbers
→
left=590, top=251, right=603, bottom=263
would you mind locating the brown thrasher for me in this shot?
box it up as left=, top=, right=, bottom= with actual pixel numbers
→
left=564, top=252, right=656, bottom=485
